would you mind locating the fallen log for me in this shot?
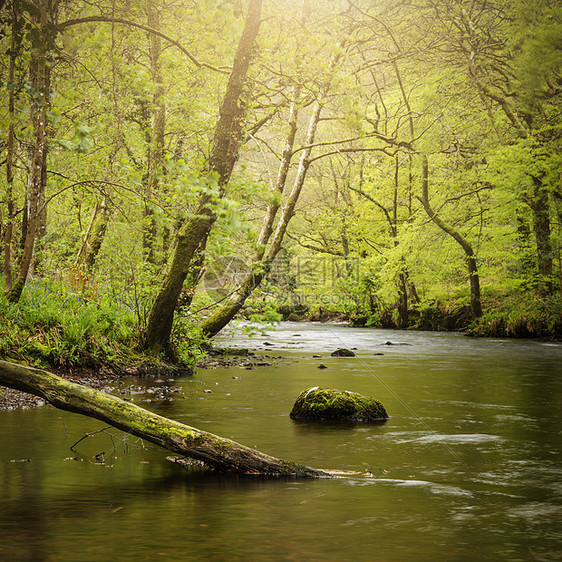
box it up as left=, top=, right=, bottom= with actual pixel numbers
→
left=0, top=360, right=329, bottom=477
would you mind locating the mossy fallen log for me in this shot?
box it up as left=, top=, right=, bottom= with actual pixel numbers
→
left=0, top=360, right=329, bottom=477
left=290, top=387, right=389, bottom=422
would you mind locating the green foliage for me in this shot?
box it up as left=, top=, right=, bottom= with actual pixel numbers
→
left=469, top=292, right=562, bottom=338
left=0, top=0, right=560, bottom=352
left=0, top=278, right=139, bottom=368
left=170, top=315, right=209, bottom=369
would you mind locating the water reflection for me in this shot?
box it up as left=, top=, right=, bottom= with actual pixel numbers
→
left=1, top=324, right=562, bottom=560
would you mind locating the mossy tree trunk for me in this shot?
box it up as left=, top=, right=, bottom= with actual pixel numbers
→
left=7, top=0, right=53, bottom=302
left=83, top=196, right=111, bottom=272
left=144, top=0, right=263, bottom=353
left=3, top=0, right=18, bottom=294
left=0, top=360, right=328, bottom=477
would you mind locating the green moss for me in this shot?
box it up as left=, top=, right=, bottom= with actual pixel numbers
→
left=290, top=387, right=388, bottom=422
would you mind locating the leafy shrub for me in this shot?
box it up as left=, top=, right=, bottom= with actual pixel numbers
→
left=0, top=277, right=139, bottom=368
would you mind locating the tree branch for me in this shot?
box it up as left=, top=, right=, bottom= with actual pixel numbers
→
left=58, top=16, right=229, bottom=74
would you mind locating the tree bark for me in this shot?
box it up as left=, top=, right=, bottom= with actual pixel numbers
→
left=3, top=0, right=18, bottom=293
left=7, top=0, right=51, bottom=302
left=144, top=0, right=262, bottom=353
left=143, top=1, right=166, bottom=264
left=83, top=196, right=111, bottom=271
left=0, top=360, right=329, bottom=477
left=529, top=177, right=553, bottom=295
left=420, top=156, right=483, bottom=319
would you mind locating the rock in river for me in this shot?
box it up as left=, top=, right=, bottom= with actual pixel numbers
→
left=290, top=387, right=388, bottom=422
left=330, top=348, right=355, bottom=357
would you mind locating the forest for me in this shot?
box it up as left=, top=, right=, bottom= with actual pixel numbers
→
left=1, top=0, right=561, bottom=371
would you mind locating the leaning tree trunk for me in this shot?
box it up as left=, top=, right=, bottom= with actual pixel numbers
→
left=199, top=36, right=346, bottom=339
left=0, top=360, right=329, bottom=477
left=144, top=0, right=262, bottom=354
left=199, top=86, right=302, bottom=337
left=200, top=98, right=323, bottom=337
left=420, top=156, right=483, bottom=319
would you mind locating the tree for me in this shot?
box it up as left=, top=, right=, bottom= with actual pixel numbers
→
left=419, top=155, right=483, bottom=318
left=423, top=0, right=561, bottom=294
left=199, top=22, right=349, bottom=337
left=144, top=0, right=263, bottom=353
left=6, top=0, right=57, bottom=302
left=142, top=0, right=166, bottom=264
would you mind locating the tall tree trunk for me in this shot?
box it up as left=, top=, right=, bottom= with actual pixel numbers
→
left=0, top=360, right=329, bottom=477
left=3, top=0, right=18, bottom=293
left=256, top=85, right=301, bottom=253
left=393, top=156, right=408, bottom=328
left=31, top=151, right=48, bottom=275
left=143, top=1, right=166, bottom=264
left=144, top=0, right=263, bottom=353
left=7, top=0, right=51, bottom=302
left=420, top=156, right=483, bottom=319
left=529, top=177, right=553, bottom=295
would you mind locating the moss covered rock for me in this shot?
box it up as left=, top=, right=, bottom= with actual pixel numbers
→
left=290, top=387, right=388, bottom=422
left=331, top=348, right=355, bottom=357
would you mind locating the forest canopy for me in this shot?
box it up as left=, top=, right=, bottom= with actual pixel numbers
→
left=0, top=0, right=561, bottom=367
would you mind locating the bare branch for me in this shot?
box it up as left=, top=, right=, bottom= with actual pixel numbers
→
left=58, top=16, right=229, bottom=74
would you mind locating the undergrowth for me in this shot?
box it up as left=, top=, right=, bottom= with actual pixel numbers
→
left=468, top=292, right=562, bottom=338
left=0, top=277, right=206, bottom=370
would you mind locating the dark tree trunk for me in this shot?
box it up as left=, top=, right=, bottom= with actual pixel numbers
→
left=7, top=0, right=51, bottom=302
left=397, top=271, right=409, bottom=328
left=3, top=0, right=18, bottom=293
left=420, top=156, right=483, bottom=319
left=529, top=178, right=553, bottom=295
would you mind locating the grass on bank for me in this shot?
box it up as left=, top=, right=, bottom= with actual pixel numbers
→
left=0, top=277, right=206, bottom=371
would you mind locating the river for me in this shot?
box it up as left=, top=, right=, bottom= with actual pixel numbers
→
left=1, top=322, right=561, bottom=561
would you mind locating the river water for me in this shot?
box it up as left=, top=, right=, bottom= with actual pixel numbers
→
left=1, top=322, right=561, bottom=561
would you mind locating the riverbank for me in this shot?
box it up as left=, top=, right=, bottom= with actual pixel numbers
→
left=270, top=291, right=562, bottom=339
left=0, top=347, right=280, bottom=411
